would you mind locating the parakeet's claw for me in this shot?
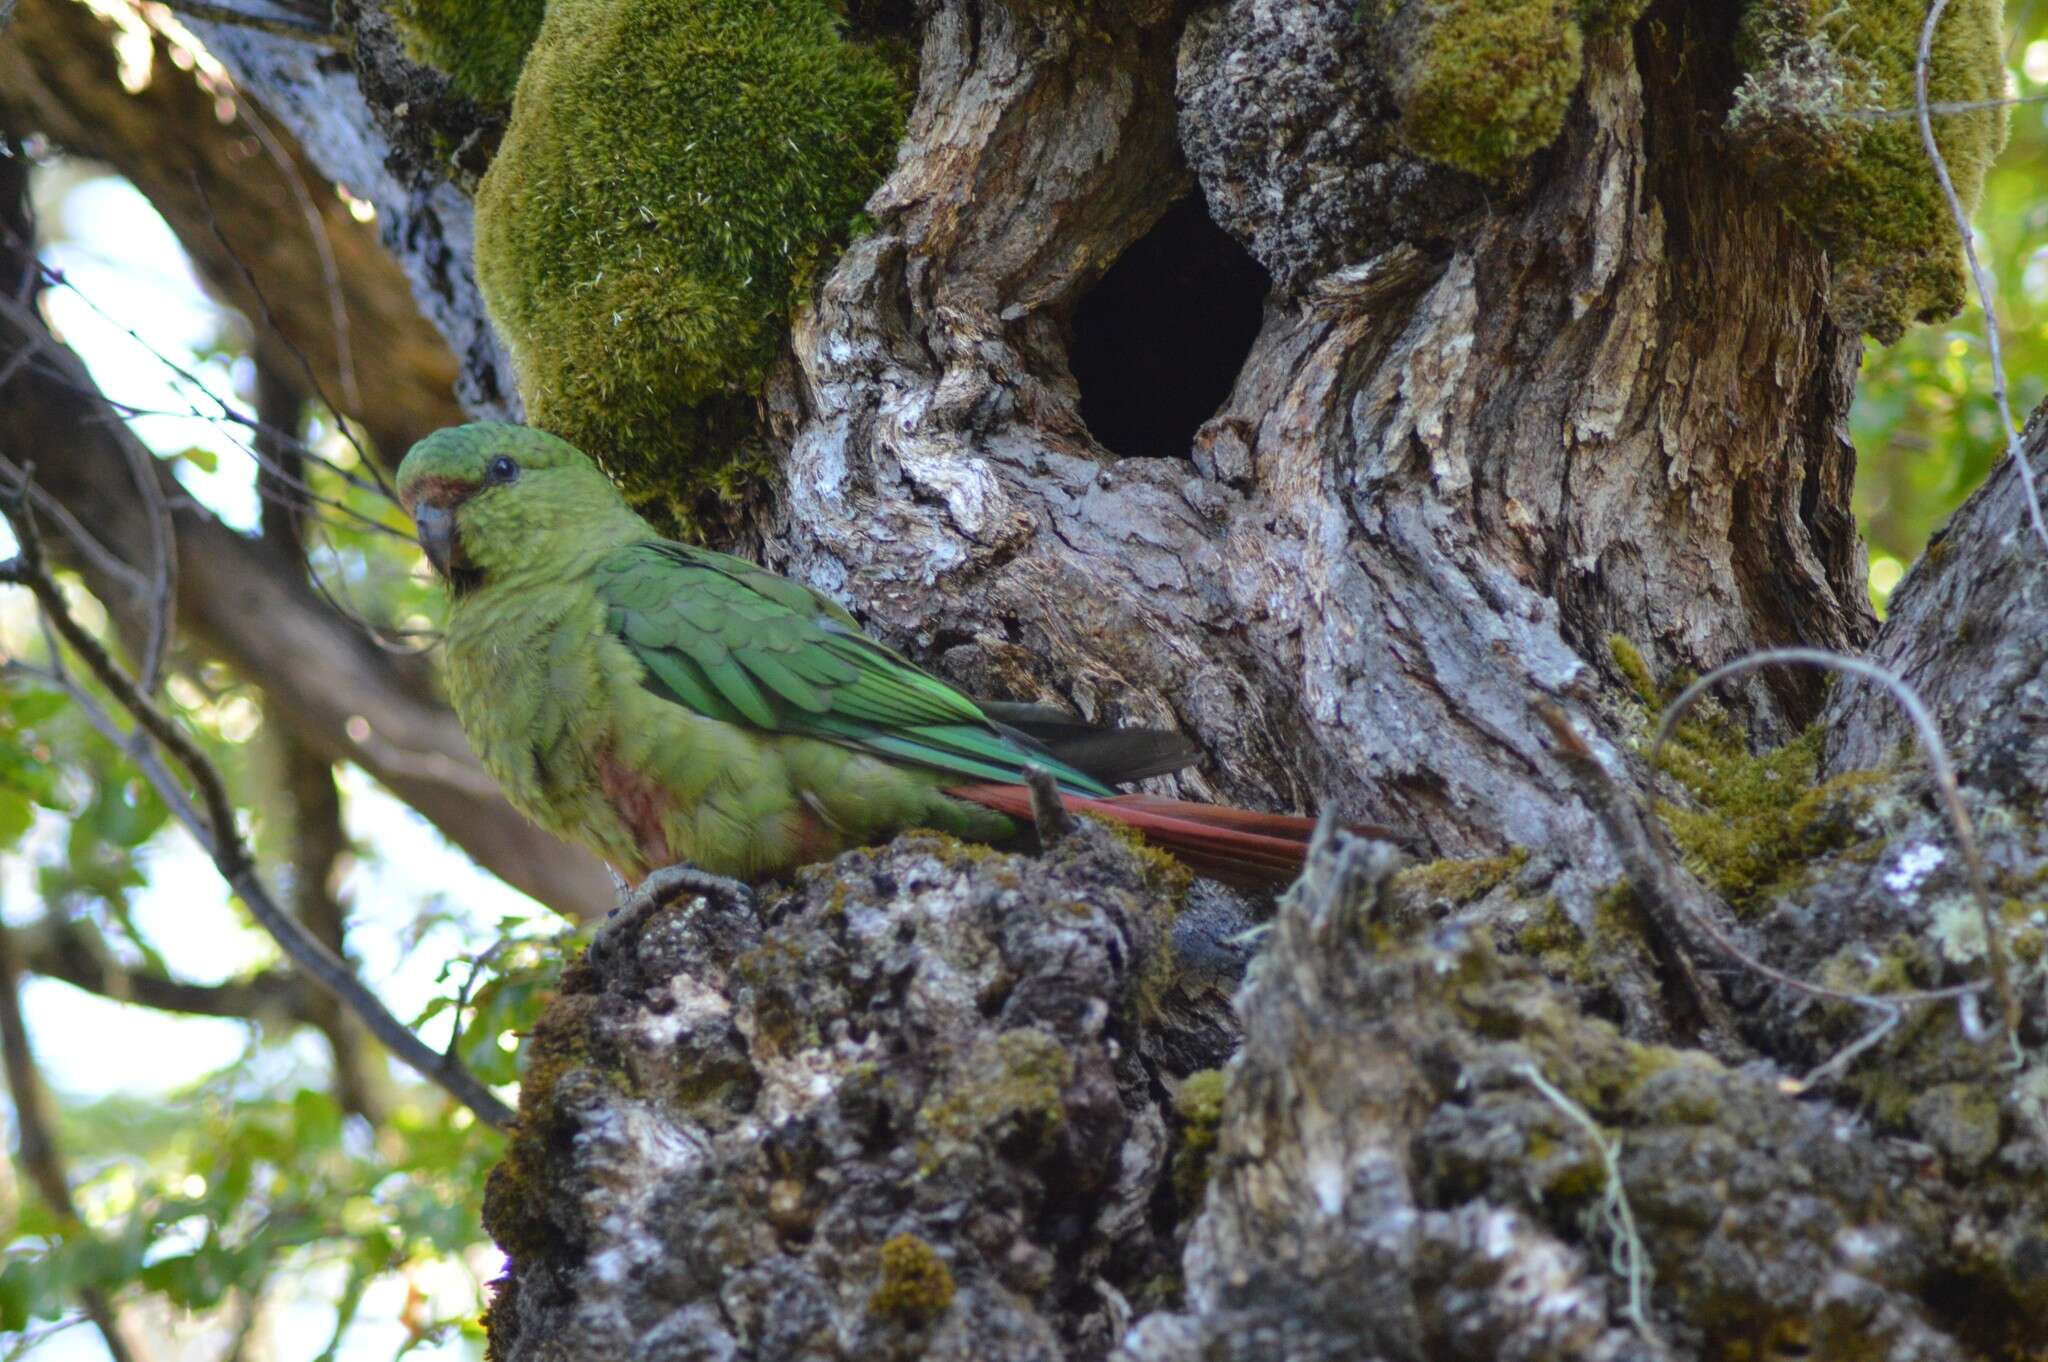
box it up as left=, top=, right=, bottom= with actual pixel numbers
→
left=588, top=863, right=755, bottom=962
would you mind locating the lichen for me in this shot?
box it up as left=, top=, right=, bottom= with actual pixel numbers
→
left=917, top=1028, right=1072, bottom=1163
left=868, top=1233, right=956, bottom=1324
left=387, top=0, right=544, bottom=106
left=474, top=0, right=908, bottom=526
left=1727, top=0, right=2009, bottom=341
left=1382, top=0, right=1651, bottom=181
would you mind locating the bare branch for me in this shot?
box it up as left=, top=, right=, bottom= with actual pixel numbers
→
left=156, top=0, right=343, bottom=48
left=0, top=483, right=515, bottom=1129
left=16, top=915, right=320, bottom=1021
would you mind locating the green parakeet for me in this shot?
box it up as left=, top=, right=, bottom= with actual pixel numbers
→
left=396, top=423, right=1348, bottom=889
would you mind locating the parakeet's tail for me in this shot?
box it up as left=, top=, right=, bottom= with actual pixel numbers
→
left=944, top=784, right=1397, bottom=888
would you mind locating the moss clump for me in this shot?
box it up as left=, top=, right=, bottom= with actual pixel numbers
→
left=1606, top=634, right=1888, bottom=909
left=1608, top=633, right=1660, bottom=709
left=868, top=1233, right=955, bottom=1323
left=389, top=0, right=545, bottom=106
left=1384, top=0, right=1650, bottom=180
left=1728, top=0, right=2009, bottom=341
left=475, top=0, right=908, bottom=522
left=1170, top=1068, right=1227, bottom=1206
left=1655, top=721, right=1883, bottom=910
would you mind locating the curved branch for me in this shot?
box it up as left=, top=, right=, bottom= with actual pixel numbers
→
left=18, top=919, right=321, bottom=1021
left=1, top=490, right=515, bottom=1130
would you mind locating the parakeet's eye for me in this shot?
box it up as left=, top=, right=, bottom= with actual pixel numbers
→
left=487, top=455, right=519, bottom=484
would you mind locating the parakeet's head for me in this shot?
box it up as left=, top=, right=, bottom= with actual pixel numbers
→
left=397, top=424, right=641, bottom=592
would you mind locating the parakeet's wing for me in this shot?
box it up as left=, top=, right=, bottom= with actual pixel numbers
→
left=593, top=541, right=1116, bottom=795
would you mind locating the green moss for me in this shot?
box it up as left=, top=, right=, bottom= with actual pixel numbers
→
left=474, top=0, right=908, bottom=524
left=1655, top=723, right=1883, bottom=911
left=389, top=0, right=545, bottom=105
left=1575, top=0, right=1651, bottom=40
left=1608, top=633, right=1660, bottom=709
left=1385, top=0, right=1649, bottom=180
left=1170, top=1068, right=1227, bottom=1206
left=1728, top=0, right=2009, bottom=341
left=868, top=1233, right=955, bottom=1323
left=1391, top=0, right=1584, bottom=180
left=1396, top=847, right=1529, bottom=906
left=1510, top=895, right=1598, bottom=985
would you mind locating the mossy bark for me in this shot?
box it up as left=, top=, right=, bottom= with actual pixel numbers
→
left=172, top=1, right=2048, bottom=1358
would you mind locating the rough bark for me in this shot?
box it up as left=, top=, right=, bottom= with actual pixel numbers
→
left=1824, top=410, right=2048, bottom=793
left=759, top=1, right=1870, bottom=909
left=482, top=822, right=1216, bottom=1361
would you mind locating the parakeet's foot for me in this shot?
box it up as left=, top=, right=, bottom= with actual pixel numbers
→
left=588, top=863, right=755, bottom=962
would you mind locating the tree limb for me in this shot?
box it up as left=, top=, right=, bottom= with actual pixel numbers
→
left=0, top=279, right=612, bottom=919
left=0, top=488, right=515, bottom=1130
left=0, top=0, right=462, bottom=459
left=16, top=917, right=321, bottom=1021
left=158, top=0, right=343, bottom=49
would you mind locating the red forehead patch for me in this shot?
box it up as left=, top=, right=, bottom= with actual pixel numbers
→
left=401, top=474, right=480, bottom=512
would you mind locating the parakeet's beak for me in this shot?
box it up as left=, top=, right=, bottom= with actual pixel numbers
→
left=414, top=503, right=457, bottom=578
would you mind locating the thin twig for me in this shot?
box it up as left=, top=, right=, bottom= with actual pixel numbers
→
left=0, top=446, right=153, bottom=601
left=116, top=398, right=175, bottom=699
left=1915, top=0, right=2048, bottom=559
left=1800, top=1006, right=1904, bottom=1090
left=3, top=264, right=397, bottom=506
left=158, top=0, right=345, bottom=47
left=1540, top=697, right=1986, bottom=1091
left=443, top=940, right=508, bottom=1062
left=1517, top=1062, right=1662, bottom=1352
left=189, top=156, right=393, bottom=506
left=1651, top=649, right=2015, bottom=1049
left=0, top=482, right=514, bottom=1129
left=218, top=103, right=362, bottom=414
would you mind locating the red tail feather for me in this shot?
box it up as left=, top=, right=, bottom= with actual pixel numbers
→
left=946, top=784, right=1398, bottom=887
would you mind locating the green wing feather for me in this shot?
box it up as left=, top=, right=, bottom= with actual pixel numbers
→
left=593, top=542, right=1116, bottom=796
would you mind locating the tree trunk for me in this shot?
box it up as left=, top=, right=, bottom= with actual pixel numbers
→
left=119, top=0, right=2048, bottom=1357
